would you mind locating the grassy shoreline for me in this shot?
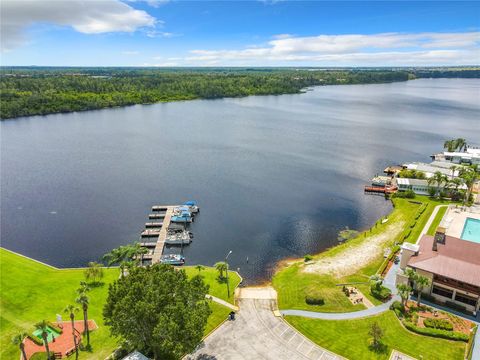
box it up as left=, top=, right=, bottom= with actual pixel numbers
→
left=272, top=196, right=449, bottom=312
left=0, top=247, right=240, bottom=359
left=273, top=195, right=466, bottom=359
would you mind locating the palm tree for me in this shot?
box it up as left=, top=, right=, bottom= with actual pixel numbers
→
left=443, top=140, right=456, bottom=152
left=84, top=262, right=104, bottom=284
left=195, top=265, right=205, bottom=274
left=103, top=243, right=148, bottom=277
left=427, top=171, right=447, bottom=197
left=459, top=165, right=479, bottom=206
left=11, top=332, right=28, bottom=360
left=64, top=305, right=80, bottom=359
left=415, top=275, right=430, bottom=306
left=76, top=290, right=90, bottom=346
left=34, top=320, right=51, bottom=359
left=449, top=165, right=458, bottom=179
left=396, top=284, right=412, bottom=306
left=455, top=138, right=467, bottom=152
left=215, top=261, right=228, bottom=279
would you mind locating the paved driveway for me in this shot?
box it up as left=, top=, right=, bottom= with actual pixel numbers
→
left=186, top=288, right=343, bottom=360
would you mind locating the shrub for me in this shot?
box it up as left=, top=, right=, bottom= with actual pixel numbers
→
left=304, top=254, right=313, bottom=262
left=305, top=289, right=325, bottom=305
left=27, top=334, right=44, bottom=346
left=47, top=322, right=63, bottom=334
left=403, top=230, right=411, bottom=239
left=393, top=190, right=416, bottom=199
left=424, top=318, right=453, bottom=331
left=390, top=300, right=405, bottom=313
left=403, top=321, right=468, bottom=342
left=370, top=285, right=392, bottom=301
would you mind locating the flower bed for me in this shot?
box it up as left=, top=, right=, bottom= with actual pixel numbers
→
left=390, top=301, right=473, bottom=343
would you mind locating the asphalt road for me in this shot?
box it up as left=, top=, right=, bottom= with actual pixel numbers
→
left=186, top=288, right=343, bottom=360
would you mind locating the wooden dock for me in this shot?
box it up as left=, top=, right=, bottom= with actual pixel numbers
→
left=364, top=185, right=397, bottom=194
left=148, top=213, right=166, bottom=219
left=145, top=222, right=163, bottom=228
left=152, top=206, right=175, bottom=263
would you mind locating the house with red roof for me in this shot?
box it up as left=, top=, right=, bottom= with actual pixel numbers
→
left=397, top=230, right=480, bottom=315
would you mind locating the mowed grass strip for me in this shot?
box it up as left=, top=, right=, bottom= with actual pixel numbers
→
left=427, top=205, right=448, bottom=236
left=286, top=311, right=465, bottom=360
left=0, top=248, right=237, bottom=359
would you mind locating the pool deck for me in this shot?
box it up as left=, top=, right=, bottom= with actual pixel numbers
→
left=442, top=205, right=480, bottom=239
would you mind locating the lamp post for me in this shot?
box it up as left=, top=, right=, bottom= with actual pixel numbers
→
left=225, top=250, right=232, bottom=298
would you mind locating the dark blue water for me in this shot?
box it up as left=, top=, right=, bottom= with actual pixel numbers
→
left=1, top=79, right=479, bottom=284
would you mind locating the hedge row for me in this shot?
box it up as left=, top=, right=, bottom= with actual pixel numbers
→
left=403, top=321, right=469, bottom=342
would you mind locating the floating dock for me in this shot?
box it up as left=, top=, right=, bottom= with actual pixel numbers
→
left=138, top=203, right=199, bottom=265
left=141, top=229, right=162, bottom=238
left=145, top=222, right=163, bottom=228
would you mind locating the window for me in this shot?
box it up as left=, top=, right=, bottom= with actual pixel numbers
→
left=432, top=285, right=453, bottom=299
left=454, top=293, right=478, bottom=307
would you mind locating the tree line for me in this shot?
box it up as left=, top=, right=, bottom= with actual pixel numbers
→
left=1, top=67, right=478, bottom=119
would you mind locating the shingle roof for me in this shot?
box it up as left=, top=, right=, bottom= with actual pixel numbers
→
left=408, top=235, right=480, bottom=287
left=122, top=351, right=150, bottom=360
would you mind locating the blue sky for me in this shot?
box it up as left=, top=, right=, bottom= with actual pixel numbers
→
left=1, top=1, right=479, bottom=66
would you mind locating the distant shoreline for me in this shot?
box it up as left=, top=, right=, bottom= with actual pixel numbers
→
left=2, top=67, right=478, bottom=120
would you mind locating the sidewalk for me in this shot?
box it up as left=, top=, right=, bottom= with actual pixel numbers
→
left=281, top=263, right=401, bottom=320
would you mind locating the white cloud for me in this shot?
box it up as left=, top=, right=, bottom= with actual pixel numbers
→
left=146, top=30, right=178, bottom=38
left=122, top=50, right=140, bottom=55
left=185, top=31, right=480, bottom=66
left=1, top=0, right=156, bottom=51
left=145, top=0, right=169, bottom=8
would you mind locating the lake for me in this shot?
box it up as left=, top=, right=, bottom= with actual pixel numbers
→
left=1, top=78, right=479, bottom=284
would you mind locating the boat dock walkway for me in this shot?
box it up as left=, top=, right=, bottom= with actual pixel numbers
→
left=151, top=205, right=175, bottom=263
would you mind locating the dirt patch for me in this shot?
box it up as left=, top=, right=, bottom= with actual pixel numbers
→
left=303, top=220, right=405, bottom=277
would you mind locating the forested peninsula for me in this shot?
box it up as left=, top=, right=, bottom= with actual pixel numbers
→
left=1, top=67, right=479, bottom=119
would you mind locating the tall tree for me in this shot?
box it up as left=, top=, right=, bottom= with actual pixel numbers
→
left=415, top=276, right=430, bottom=306
left=214, top=261, right=228, bottom=279
left=455, top=138, right=467, bottom=152
left=459, top=165, right=479, bottom=206
left=11, top=332, right=28, bottom=360
left=64, top=305, right=80, bottom=360
left=103, top=243, right=148, bottom=277
left=75, top=287, right=91, bottom=346
left=368, top=322, right=384, bottom=351
left=103, top=264, right=211, bottom=360
left=34, top=320, right=51, bottom=359
left=396, top=284, right=412, bottom=306
left=427, top=171, right=447, bottom=197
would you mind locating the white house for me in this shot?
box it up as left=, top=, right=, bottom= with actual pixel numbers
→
left=396, top=178, right=467, bottom=196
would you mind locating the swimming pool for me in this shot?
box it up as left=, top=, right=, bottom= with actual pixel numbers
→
left=460, top=217, right=480, bottom=244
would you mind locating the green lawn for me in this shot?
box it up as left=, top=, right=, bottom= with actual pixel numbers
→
left=183, top=266, right=241, bottom=304
left=286, top=311, right=465, bottom=360
left=427, top=205, right=448, bottom=236
left=0, top=248, right=237, bottom=360
left=273, top=197, right=450, bottom=312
